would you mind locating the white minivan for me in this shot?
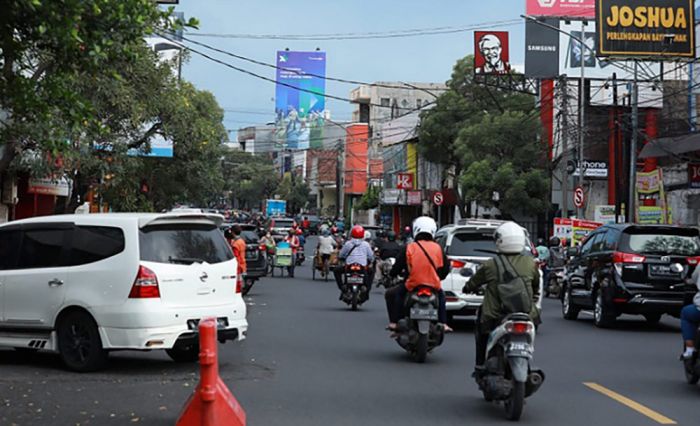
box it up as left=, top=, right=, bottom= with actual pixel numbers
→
left=0, top=212, right=248, bottom=371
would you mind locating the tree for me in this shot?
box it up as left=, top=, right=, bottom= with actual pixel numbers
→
left=0, top=0, right=196, bottom=175
left=275, top=174, right=309, bottom=214
left=222, top=150, right=279, bottom=210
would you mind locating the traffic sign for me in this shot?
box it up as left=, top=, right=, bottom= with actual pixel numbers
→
left=573, top=186, right=585, bottom=209
left=433, top=191, right=444, bottom=206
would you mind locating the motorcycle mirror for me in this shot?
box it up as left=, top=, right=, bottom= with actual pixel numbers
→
left=459, top=267, right=474, bottom=278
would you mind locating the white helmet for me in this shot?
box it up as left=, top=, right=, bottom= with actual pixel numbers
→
left=364, top=230, right=372, bottom=241
left=412, top=216, right=437, bottom=239
left=494, top=222, right=527, bottom=254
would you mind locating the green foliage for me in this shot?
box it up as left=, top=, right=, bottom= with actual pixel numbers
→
left=275, top=174, right=310, bottom=214
left=222, top=150, right=279, bottom=210
left=355, top=185, right=380, bottom=211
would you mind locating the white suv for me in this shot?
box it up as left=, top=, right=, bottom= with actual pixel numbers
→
left=0, top=212, right=248, bottom=371
left=435, top=220, right=543, bottom=321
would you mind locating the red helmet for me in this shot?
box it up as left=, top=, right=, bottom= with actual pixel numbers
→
left=351, top=225, right=365, bottom=239
left=296, top=229, right=303, bottom=235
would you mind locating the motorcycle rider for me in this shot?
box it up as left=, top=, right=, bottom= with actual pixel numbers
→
left=316, top=229, right=337, bottom=277
left=385, top=216, right=452, bottom=332
left=334, top=225, right=374, bottom=295
left=462, top=222, right=541, bottom=377
left=681, top=265, right=700, bottom=359
left=376, top=231, right=401, bottom=286
left=283, top=229, right=301, bottom=278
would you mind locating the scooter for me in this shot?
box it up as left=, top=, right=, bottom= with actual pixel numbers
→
left=295, top=251, right=306, bottom=266
left=683, top=327, right=700, bottom=385
left=377, top=258, right=399, bottom=288
left=341, top=263, right=369, bottom=311
left=545, top=266, right=565, bottom=298
left=394, top=286, right=445, bottom=363
left=476, top=313, right=545, bottom=421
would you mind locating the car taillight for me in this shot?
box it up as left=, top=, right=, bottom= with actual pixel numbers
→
left=612, top=252, right=646, bottom=264
left=129, top=265, right=160, bottom=298
left=687, top=256, right=700, bottom=266
left=450, top=260, right=466, bottom=269
left=505, top=321, right=532, bottom=335
left=236, top=275, right=242, bottom=293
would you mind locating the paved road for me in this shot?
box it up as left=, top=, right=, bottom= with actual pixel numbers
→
left=1, top=242, right=698, bottom=425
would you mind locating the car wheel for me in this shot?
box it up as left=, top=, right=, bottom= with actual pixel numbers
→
left=644, top=313, right=662, bottom=325
left=57, top=311, right=109, bottom=372
left=593, top=290, right=616, bottom=328
left=562, top=286, right=580, bottom=320
left=166, top=343, right=200, bottom=363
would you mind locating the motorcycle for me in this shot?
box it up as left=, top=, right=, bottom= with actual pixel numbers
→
left=394, top=286, right=445, bottom=363
left=341, top=263, right=370, bottom=311
left=476, top=313, right=545, bottom=421
left=545, top=266, right=565, bottom=298
left=683, top=326, right=700, bottom=385
left=377, top=258, right=399, bottom=288
left=295, top=251, right=306, bottom=266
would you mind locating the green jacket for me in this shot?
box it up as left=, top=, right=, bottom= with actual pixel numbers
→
left=463, top=254, right=541, bottom=328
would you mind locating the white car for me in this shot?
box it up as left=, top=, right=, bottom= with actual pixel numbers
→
left=0, top=212, right=248, bottom=371
left=435, top=220, right=543, bottom=321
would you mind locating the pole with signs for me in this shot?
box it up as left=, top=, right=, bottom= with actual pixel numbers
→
left=577, top=20, right=586, bottom=219
left=628, top=61, right=638, bottom=223
left=433, top=192, right=444, bottom=228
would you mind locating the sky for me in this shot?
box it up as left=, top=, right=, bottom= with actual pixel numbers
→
left=172, top=0, right=528, bottom=135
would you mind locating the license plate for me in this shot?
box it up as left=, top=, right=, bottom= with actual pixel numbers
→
left=650, top=265, right=678, bottom=277
left=346, top=275, right=364, bottom=284
left=410, top=307, right=438, bottom=320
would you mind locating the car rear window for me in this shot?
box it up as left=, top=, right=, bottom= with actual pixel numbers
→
left=273, top=219, right=294, bottom=227
left=623, top=228, right=700, bottom=256
left=241, top=230, right=259, bottom=244
left=448, top=231, right=534, bottom=257
left=139, top=224, right=234, bottom=265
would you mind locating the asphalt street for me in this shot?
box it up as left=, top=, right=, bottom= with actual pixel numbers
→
left=1, top=240, right=699, bottom=425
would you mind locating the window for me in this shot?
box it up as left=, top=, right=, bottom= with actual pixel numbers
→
left=448, top=231, right=533, bottom=257
left=591, top=231, right=607, bottom=253
left=400, top=99, right=409, bottom=109
left=579, top=232, right=599, bottom=255
left=0, top=229, right=21, bottom=270
left=380, top=98, right=390, bottom=108
left=68, top=226, right=125, bottom=266
left=241, top=230, right=259, bottom=244
left=623, top=231, right=700, bottom=256
left=139, top=224, right=234, bottom=265
left=603, top=229, right=619, bottom=251
left=17, top=228, right=70, bottom=269
left=416, top=99, right=422, bottom=108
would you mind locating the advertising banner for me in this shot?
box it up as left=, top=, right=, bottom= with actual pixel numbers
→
left=407, top=190, right=422, bottom=206
left=396, top=173, right=414, bottom=189
left=689, top=163, right=700, bottom=188
left=553, top=217, right=574, bottom=243
left=559, top=20, right=661, bottom=79
left=596, top=0, right=695, bottom=58
left=594, top=205, right=617, bottom=224
left=572, top=219, right=603, bottom=246
left=474, top=31, right=511, bottom=75
left=526, top=0, right=595, bottom=19
left=635, top=169, right=670, bottom=223
left=525, top=18, right=560, bottom=78
left=28, top=178, right=71, bottom=197
left=275, top=51, right=327, bottom=150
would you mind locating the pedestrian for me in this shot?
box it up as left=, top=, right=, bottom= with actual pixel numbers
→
left=284, top=229, right=301, bottom=278
left=226, top=225, right=247, bottom=279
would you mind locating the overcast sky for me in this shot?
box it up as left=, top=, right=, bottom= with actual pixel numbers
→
left=173, top=0, right=527, bottom=133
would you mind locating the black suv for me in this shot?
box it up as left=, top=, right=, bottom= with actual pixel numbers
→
left=562, top=224, right=700, bottom=328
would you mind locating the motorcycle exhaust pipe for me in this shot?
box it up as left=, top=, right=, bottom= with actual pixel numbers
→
left=526, top=370, right=545, bottom=396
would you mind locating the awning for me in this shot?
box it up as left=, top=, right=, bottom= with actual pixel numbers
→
left=639, top=133, right=700, bottom=159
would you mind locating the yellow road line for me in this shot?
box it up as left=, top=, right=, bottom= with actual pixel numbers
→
left=583, top=382, right=676, bottom=425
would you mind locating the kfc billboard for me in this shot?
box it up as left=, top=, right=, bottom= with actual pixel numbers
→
left=474, top=31, right=511, bottom=75
left=526, top=0, right=595, bottom=19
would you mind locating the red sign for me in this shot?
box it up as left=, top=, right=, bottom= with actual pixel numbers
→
left=397, top=173, right=414, bottom=190
left=526, top=0, right=595, bottom=19
left=433, top=191, right=444, bottom=206
left=474, top=31, right=510, bottom=75
left=689, top=164, right=700, bottom=188
left=573, top=186, right=585, bottom=208
left=407, top=190, right=422, bottom=206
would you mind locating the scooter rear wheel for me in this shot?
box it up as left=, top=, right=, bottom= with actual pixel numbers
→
left=504, top=381, right=525, bottom=421
left=413, top=334, right=428, bottom=363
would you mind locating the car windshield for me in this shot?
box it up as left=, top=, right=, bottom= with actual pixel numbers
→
left=139, top=224, right=234, bottom=265
left=625, top=230, right=700, bottom=256
left=448, top=231, right=534, bottom=257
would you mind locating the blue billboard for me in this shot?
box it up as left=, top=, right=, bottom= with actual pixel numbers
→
left=275, top=51, right=326, bottom=150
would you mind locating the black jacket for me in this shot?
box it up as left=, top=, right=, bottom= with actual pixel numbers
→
left=379, top=241, right=401, bottom=260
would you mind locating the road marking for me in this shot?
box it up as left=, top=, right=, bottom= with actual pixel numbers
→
left=583, top=382, right=676, bottom=425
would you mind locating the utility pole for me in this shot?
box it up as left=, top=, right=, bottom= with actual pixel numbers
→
left=612, top=72, right=622, bottom=223
left=335, top=140, right=343, bottom=218
left=628, top=60, right=639, bottom=223
left=560, top=77, right=569, bottom=219
left=577, top=19, right=587, bottom=219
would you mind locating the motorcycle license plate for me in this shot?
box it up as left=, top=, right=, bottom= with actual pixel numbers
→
left=507, top=342, right=531, bottom=356
left=410, top=308, right=438, bottom=320
left=346, top=275, right=364, bottom=284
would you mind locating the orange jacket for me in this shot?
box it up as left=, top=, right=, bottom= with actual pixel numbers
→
left=231, top=238, right=247, bottom=274
left=405, top=241, right=444, bottom=291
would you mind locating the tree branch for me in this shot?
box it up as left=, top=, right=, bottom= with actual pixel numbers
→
left=128, top=122, right=162, bottom=149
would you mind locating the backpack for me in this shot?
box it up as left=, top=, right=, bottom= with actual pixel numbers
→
left=493, top=255, right=533, bottom=315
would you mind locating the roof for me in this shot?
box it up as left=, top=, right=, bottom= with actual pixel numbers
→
left=639, top=133, right=700, bottom=159
left=2, top=212, right=225, bottom=229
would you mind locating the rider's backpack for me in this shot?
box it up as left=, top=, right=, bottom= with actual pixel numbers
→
left=493, top=255, right=533, bottom=315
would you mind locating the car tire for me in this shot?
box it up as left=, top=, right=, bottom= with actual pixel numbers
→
left=57, top=311, right=109, bottom=372
left=644, top=313, right=662, bottom=325
left=166, top=343, right=200, bottom=363
left=562, top=286, right=580, bottom=321
left=593, top=289, right=616, bottom=328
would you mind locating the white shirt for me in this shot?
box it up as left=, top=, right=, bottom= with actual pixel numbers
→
left=318, top=236, right=336, bottom=255
left=692, top=267, right=700, bottom=308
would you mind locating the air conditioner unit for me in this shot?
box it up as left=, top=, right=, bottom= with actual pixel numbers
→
left=1, top=175, right=18, bottom=205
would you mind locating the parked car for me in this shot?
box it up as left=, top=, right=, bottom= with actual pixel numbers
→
left=220, top=223, right=267, bottom=283
left=561, top=224, right=700, bottom=327
left=268, top=217, right=296, bottom=241
left=0, top=212, right=248, bottom=371
left=435, top=220, right=543, bottom=322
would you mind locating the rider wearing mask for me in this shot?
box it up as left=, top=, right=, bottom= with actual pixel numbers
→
left=681, top=265, right=700, bottom=359
left=386, top=217, right=451, bottom=332
left=463, top=222, right=541, bottom=377
left=334, top=225, right=374, bottom=293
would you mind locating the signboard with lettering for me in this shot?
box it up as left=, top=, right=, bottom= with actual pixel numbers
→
left=525, top=17, right=560, bottom=78
left=397, top=173, right=414, bottom=190
left=526, top=0, right=595, bottom=19
left=596, top=0, right=696, bottom=58
left=689, top=163, right=700, bottom=188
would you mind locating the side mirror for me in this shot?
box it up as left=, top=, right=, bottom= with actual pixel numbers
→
left=566, top=247, right=579, bottom=257
left=460, top=267, right=474, bottom=278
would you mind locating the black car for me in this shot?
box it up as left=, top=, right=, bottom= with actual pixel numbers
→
left=562, top=224, right=700, bottom=328
left=220, top=223, right=267, bottom=280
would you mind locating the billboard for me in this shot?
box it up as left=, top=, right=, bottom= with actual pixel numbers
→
left=526, top=0, right=595, bottom=19
left=275, top=51, right=326, bottom=150
left=525, top=18, right=560, bottom=78
left=474, top=31, right=511, bottom=75
left=559, top=20, right=660, bottom=79
left=596, top=0, right=695, bottom=58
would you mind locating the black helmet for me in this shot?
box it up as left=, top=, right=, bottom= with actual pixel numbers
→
left=537, top=238, right=545, bottom=246
left=387, top=231, right=396, bottom=241
left=548, top=236, right=561, bottom=247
